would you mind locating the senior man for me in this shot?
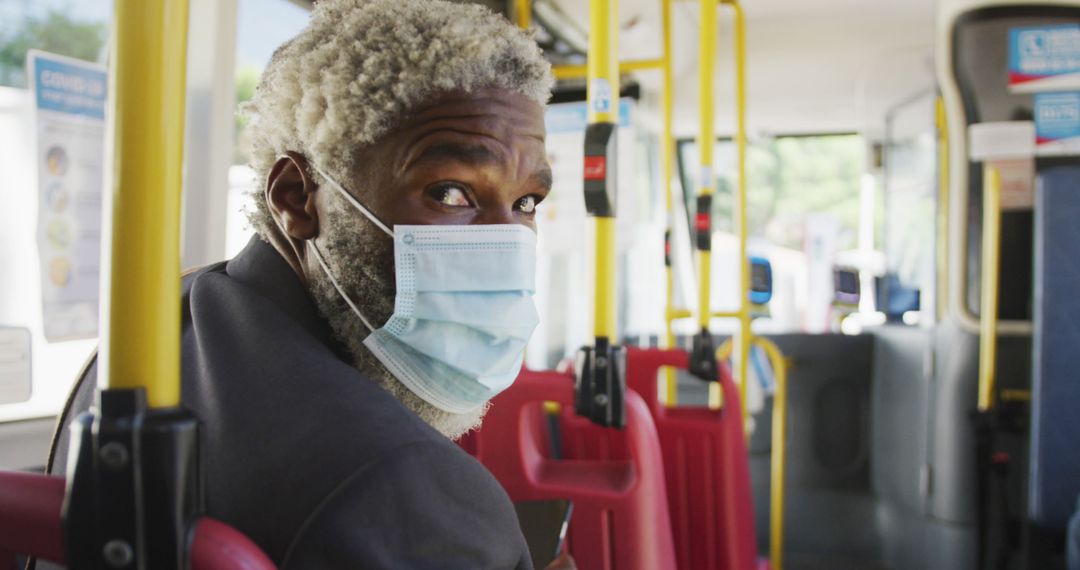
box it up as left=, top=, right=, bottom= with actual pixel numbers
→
left=41, top=0, right=569, bottom=568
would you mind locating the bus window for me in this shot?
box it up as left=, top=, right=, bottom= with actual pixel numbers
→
left=677, top=134, right=866, bottom=333
left=0, top=1, right=111, bottom=422
left=882, top=90, right=937, bottom=324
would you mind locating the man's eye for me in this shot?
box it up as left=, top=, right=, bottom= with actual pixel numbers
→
left=515, top=195, right=538, bottom=214
left=430, top=184, right=471, bottom=207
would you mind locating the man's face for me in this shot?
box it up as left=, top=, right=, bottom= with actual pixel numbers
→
left=299, top=88, right=550, bottom=439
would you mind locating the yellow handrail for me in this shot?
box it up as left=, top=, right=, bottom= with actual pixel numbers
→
left=730, top=0, right=750, bottom=423
left=755, top=337, right=788, bottom=570
left=553, top=59, right=665, bottom=81
left=661, top=0, right=680, bottom=404
left=547, top=0, right=680, bottom=403
left=1001, top=389, right=1031, bottom=403
left=696, top=0, right=720, bottom=407
left=588, top=0, right=618, bottom=340
left=663, top=0, right=749, bottom=411
left=717, top=334, right=789, bottom=570
left=977, top=166, right=1001, bottom=412
left=101, top=0, right=189, bottom=409
left=696, top=0, right=716, bottom=336
left=514, top=0, right=531, bottom=29
left=935, top=96, right=949, bottom=322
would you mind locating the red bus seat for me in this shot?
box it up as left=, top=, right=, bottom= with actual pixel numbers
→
left=559, top=348, right=759, bottom=570
left=0, top=470, right=275, bottom=569
left=465, top=368, right=677, bottom=570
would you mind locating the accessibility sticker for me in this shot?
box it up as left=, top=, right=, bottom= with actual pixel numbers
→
left=1035, top=92, right=1080, bottom=155
left=589, top=78, right=612, bottom=115
left=1009, top=25, right=1080, bottom=93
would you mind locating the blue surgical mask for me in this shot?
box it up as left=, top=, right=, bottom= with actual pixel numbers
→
left=307, top=164, right=539, bottom=413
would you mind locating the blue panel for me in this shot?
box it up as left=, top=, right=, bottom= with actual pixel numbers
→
left=1030, top=166, right=1080, bottom=529
left=29, top=51, right=107, bottom=119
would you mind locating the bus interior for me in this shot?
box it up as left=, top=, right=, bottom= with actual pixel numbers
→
left=0, top=0, right=1078, bottom=568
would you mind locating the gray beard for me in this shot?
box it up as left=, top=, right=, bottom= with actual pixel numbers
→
left=305, top=193, right=487, bottom=441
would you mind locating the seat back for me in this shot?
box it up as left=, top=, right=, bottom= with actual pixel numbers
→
left=1030, top=166, right=1080, bottom=530
left=0, top=470, right=276, bottom=570
left=561, top=348, right=758, bottom=570
left=468, top=369, right=677, bottom=570
left=0, top=471, right=64, bottom=568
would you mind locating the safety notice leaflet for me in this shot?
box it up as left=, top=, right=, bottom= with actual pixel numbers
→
left=27, top=50, right=105, bottom=341
left=1035, top=92, right=1080, bottom=156
left=1009, top=25, right=1080, bottom=93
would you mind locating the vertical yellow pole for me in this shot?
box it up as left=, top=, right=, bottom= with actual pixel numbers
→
left=101, top=0, right=189, bottom=409
left=696, top=0, right=716, bottom=334
left=661, top=0, right=679, bottom=405
left=977, top=166, right=1001, bottom=412
left=756, top=337, right=787, bottom=570
left=715, top=334, right=790, bottom=569
left=731, top=0, right=751, bottom=423
left=514, top=0, right=531, bottom=30
left=588, top=0, right=618, bottom=340
left=696, top=0, right=721, bottom=409
left=935, top=97, right=950, bottom=322
left=586, top=0, right=617, bottom=127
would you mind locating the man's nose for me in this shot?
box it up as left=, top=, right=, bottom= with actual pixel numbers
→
left=473, top=206, right=518, bottom=226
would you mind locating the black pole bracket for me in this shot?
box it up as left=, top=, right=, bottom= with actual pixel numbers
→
left=63, top=388, right=202, bottom=569
left=689, top=329, right=719, bottom=383
left=574, top=339, right=626, bottom=428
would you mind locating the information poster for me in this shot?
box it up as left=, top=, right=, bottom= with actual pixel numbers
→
left=1009, top=25, right=1080, bottom=93
left=27, top=50, right=105, bottom=341
left=1034, top=91, right=1080, bottom=156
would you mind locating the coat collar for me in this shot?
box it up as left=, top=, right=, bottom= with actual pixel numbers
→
left=225, top=236, right=347, bottom=358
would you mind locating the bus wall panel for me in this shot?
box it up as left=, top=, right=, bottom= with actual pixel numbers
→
left=869, top=325, right=933, bottom=517
left=928, top=320, right=980, bottom=525
left=750, top=333, right=882, bottom=564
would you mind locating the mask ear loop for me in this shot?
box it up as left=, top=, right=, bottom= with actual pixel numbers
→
left=307, top=242, right=377, bottom=333
left=309, top=162, right=394, bottom=237
left=266, top=157, right=379, bottom=333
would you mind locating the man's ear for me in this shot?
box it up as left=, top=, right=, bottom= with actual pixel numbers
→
left=266, top=151, right=319, bottom=240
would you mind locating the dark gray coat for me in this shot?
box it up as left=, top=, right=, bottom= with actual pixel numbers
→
left=41, top=237, right=532, bottom=569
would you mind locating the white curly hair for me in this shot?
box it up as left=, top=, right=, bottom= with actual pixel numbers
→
left=242, top=0, right=554, bottom=236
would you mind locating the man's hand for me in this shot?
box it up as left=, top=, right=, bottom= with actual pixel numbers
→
left=543, top=550, right=576, bottom=570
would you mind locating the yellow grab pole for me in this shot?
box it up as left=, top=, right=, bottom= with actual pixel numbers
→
left=101, top=0, right=189, bottom=409
left=715, top=334, right=790, bottom=570
left=686, top=0, right=721, bottom=406
left=755, top=336, right=788, bottom=570
left=695, top=0, right=716, bottom=333
left=730, top=0, right=751, bottom=424
left=935, top=96, right=950, bottom=322
left=586, top=0, right=617, bottom=126
left=661, top=0, right=680, bottom=405
left=588, top=0, right=618, bottom=339
left=514, top=0, right=531, bottom=29
left=595, top=218, right=617, bottom=338
left=977, top=166, right=1001, bottom=412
